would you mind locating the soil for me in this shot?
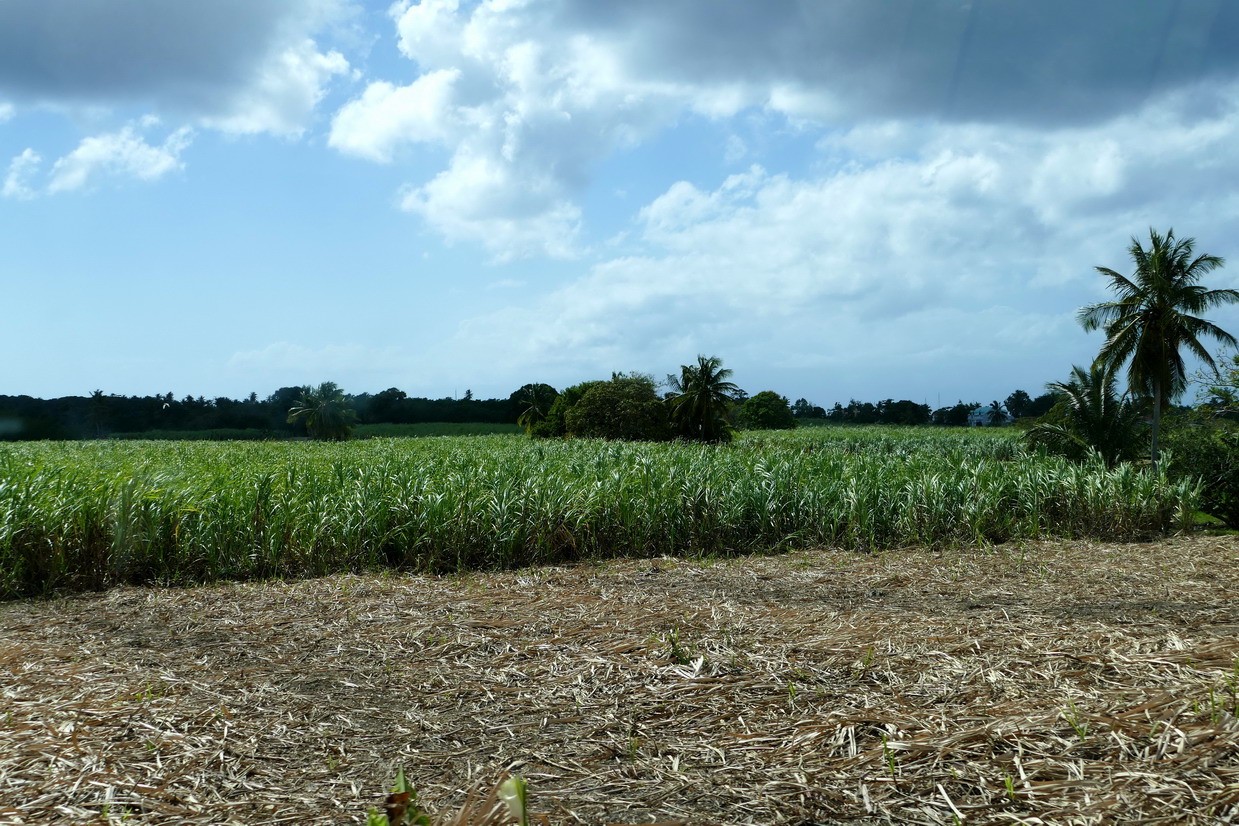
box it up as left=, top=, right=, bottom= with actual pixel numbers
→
left=3, top=535, right=1239, bottom=825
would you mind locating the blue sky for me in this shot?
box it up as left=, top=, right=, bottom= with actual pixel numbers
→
left=4, top=0, right=1239, bottom=408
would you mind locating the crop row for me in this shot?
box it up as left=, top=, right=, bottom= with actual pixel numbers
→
left=0, top=429, right=1198, bottom=597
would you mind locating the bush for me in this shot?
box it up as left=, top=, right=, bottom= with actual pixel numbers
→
left=1163, top=414, right=1239, bottom=528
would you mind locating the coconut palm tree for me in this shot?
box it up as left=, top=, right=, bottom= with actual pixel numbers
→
left=666, top=355, right=740, bottom=443
left=1023, top=364, right=1144, bottom=467
left=287, top=382, right=357, bottom=441
left=515, top=383, right=558, bottom=436
left=1079, top=228, right=1238, bottom=466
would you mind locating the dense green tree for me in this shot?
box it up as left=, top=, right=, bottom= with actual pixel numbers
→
left=564, top=374, right=670, bottom=441
left=1164, top=413, right=1239, bottom=527
left=1080, top=228, right=1237, bottom=466
left=878, top=399, right=931, bottom=425
left=666, top=355, right=740, bottom=443
left=791, top=398, right=826, bottom=419
left=1023, top=364, right=1144, bottom=467
left=512, top=383, right=560, bottom=435
left=931, top=401, right=979, bottom=426
left=535, top=381, right=601, bottom=438
left=286, top=382, right=357, bottom=441
left=736, top=391, right=797, bottom=430
left=1004, top=389, right=1033, bottom=419
left=1025, top=392, right=1058, bottom=418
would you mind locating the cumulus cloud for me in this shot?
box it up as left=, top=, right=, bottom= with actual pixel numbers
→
left=329, top=69, right=461, bottom=161
left=0, top=0, right=351, bottom=136
left=442, top=78, right=1239, bottom=399
left=48, top=124, right=193, bottom=193
left=328, top=0, right=1239, bottom=259
left=329, top=0, right=689, bottom=257
left=2, top=149, right=41, bottom=199
left=200, top=39, right=350, bottom=137
left=0, top=101, right=13, bottom=121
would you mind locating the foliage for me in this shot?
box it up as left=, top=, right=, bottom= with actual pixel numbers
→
left=666, top=355, right=740, bottom=443
left=791, top=398, right=827, bottom=419
left=1004, top=390, right=1033, bottom=419
left=513, top=383, right=559, bottom=435
left=1023, top=364, right=1145, bottom=467
left=1194, top=347, right=1239, bottom=414
left=0, top=428, right=1198, bottom=598
left=1024, top=392, right=1059, bottom=419
left=366, top=768, right=431, bottom=826
left=736, top=391, right=797, bottom=430
left=1080, top=228, right=1237, bottom=463
left=564, top=374, right=671, bottom=442
left=931, top=401, right=980, bottom=427
left=0, top=386, right=524, bottom=442
left=1163, top=412, right=1239, bottom=528
left=286, top=382, right=358, bottom=441
left=534, top=381, right=602, bottom=438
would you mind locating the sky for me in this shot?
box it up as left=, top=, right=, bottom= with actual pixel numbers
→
left=4, top=0, right=1239, bottom=409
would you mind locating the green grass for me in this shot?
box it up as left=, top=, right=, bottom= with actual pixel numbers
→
left=0, top=427, right=1199, bottom=598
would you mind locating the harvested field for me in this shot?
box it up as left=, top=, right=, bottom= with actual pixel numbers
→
left=3, top=535, right=1239, bottom=824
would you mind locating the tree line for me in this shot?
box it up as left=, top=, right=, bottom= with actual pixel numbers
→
left=0, top=386, right=525, bottom=441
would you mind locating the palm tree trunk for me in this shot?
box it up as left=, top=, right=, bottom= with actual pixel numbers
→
left=1150, top=381, right=1162, bottom=471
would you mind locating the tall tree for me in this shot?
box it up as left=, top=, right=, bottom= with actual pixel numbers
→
left=1079, top=228, right=1238, bottom=466
left=666, top=355, right=740, bottom=443
left=287, top=382, right=357, bottom=441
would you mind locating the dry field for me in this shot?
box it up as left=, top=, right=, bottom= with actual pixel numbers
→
left=3, top=535, right=1239, bottom=825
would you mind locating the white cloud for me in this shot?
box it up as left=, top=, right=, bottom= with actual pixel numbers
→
left=202, top=39, right=350, bottom=137
left=328, top=70, right=461, bottom=161
left=325, top=1, right=1239, bottom=261
left=439, top=79, right=1239, bottom=399
left=329, top=1, right=688, bottom=258
left=2, top=149, right=41, bottom=199
left=0, top=102, right=13, bottom=122
left=48, top=125, right=193, bottom=193
left=399, top=149, right=583, bottom=261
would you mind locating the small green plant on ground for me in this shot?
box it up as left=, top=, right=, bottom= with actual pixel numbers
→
left=366, top=771, right=531, bottom=826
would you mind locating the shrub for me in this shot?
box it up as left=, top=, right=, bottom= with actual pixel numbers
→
left=1163, top=414, right=1239, bottom=528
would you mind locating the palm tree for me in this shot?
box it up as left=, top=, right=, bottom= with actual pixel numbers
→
left=287, top=382, right=357, bottom=441
left=666, top=355, right=740, bottom=443
left=1079, top=228, right=1238, bottom=466
left=515, top=383, right=559, bottom=436
left=87, top=389, right=107, bottom=437
left=1023, top=364, right=1145, bottom=467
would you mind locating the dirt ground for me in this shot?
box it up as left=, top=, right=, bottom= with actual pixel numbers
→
left=3, top=535, right=1239, bottom=825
